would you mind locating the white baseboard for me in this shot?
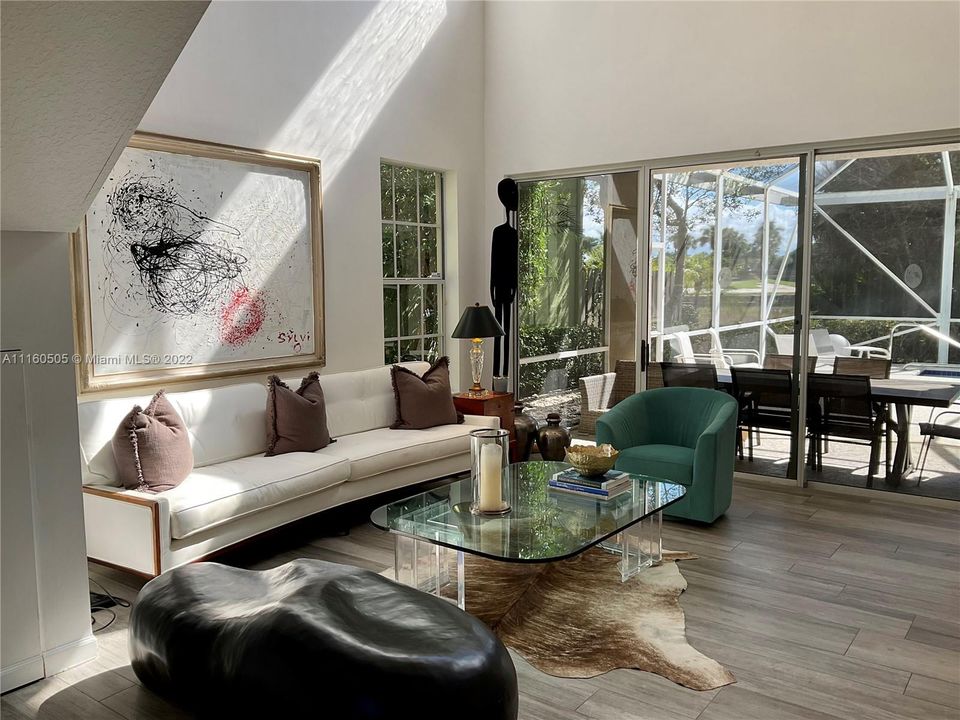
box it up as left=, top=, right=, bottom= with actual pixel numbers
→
left=41, top=634, right=98, bottom=677
left=1, top=655, right=44, bottom=694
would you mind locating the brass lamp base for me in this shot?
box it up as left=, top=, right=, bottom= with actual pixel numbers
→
left=469, top=338, right=485, bottom=394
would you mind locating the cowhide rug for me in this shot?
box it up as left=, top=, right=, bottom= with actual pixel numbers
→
left=446, top=548, right=735, bottom=691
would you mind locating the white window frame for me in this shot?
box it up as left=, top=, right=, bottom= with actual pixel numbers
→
left=380, top=161, right=444, bottom=364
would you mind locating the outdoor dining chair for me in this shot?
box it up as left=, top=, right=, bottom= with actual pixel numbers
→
left=830, top=357, right=892, bottom=456
left=807, top=373, right=890, bottom=485
left=661, top=361, right=718, bottom=390
left=916, top=411, right=960, bottom=485
left=833, top=356, right=891, bottom=379
left=764, top=354, right=817, bottom=372
left=731, top=367, right=794, bottom=462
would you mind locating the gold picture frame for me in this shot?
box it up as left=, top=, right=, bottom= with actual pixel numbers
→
left=71, top=132, right=325, bottom=393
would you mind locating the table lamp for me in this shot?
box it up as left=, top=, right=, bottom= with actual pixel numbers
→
left=452, top=303, right=505, bottom=394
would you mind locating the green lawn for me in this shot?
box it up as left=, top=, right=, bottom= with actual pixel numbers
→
left=728, top=279, right=796, bottom=290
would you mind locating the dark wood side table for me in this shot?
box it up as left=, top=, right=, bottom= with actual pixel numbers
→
left=453, top=391, right=517, bottom=460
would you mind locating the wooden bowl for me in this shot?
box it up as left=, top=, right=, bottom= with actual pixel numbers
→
left=565, top=444, right=619, bottom=477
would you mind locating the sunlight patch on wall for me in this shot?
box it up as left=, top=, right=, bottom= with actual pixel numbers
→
left=270, top=0, right=447, bottom=183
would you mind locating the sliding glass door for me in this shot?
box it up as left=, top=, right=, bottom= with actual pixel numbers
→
left=809, top=145, right=959, bottom=498
left=513, top=135, right=958, bottom=499
left=640, top=142, right=958, bottom=497
left=646, top=158, right=804, bottom=479
left=516, top=172, right=639, bottom=430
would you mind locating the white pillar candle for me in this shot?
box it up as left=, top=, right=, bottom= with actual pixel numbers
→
left=479, top=518, right=505, bottom=554
left=479, top=442, right=503, bottom=512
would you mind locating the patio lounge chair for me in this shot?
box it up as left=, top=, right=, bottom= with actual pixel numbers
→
left=774, top=330, right=889, bottom=367
left=707, top=329, right=761, bottom=368
left=664, top=326, right=760, bottom=369
left=827, top=332, right=890, bottom=360
left=664, top=326, right=719, bottom=365
left=773, top=332, right=835, bottom=371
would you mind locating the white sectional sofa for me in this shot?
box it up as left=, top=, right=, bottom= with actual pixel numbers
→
left=77, top=362, right=496, bottom=576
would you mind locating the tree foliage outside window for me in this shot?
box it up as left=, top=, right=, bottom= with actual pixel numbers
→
left=380, top=162, right=443, bottom=364
left=812, top=153, right=952, bottom=317
left=812, top=150, right=959, bottom=364
left=653, top=149, right=958, bottom=365
left=517, top=177, right=606, bottom=399
left=653, top=163, right=797, bottom=333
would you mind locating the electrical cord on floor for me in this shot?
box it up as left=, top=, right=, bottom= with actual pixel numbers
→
left=90, top=578, right=130, bottom=633
left=91, top=577, right=131, bottom=608
left=92, top=608, right=117, bottom=632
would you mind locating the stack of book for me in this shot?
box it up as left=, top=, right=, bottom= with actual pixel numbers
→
left=548, top=468, right=631, bottom=500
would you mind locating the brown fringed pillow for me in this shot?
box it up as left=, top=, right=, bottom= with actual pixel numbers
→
left=265, top=372, right=333, bottom=456
left=391, top=357, right=463, bottom=430
left=111, top=390, right=194, bottom=493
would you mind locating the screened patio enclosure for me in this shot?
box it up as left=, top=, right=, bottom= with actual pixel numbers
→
left=516, top=142, right=959, bottom=500
left=651, top=148, right=959, bottom=369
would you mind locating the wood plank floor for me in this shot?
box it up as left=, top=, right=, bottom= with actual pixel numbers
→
left=3, top=480, right=959, bottom=719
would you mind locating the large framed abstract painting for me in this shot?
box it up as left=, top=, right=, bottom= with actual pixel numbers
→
left=71, top=133, right=324, bottom=392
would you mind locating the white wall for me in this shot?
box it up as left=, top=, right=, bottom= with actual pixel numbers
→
left=0, top=0, right=208, bottom=233
left=140, top=0, right=486, bottom=387
left=1, top=349, right=43, bottom=691
left=3, top=9, right=955, bottom=689
left=0, top=232, right=97, bottom=685
left=483, top=0, right=960, bottom=286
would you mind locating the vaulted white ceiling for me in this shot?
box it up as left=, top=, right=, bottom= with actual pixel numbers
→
left=0, top=1, right=209, bottom=232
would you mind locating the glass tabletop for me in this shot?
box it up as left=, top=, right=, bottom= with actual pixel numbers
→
left=370, top=461, right=686, bottom=563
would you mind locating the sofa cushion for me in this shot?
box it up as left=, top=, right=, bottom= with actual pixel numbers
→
left=317, top=424, right=474, bottom=482
left=79, top=382, right=269, bottom=486
left=78, top=363, right=429, bottom=487
left=390, top=357, right=461, bottom=430
left=111, top=391, right=194, bottom=492
left=617, top=444, right=695, bottom=487
left=266, top=373, right=333, bottom=456
left=297, top=362, right=429, bottom=438
left=170, top=383, right=271, bottom=466
left=166, top=453, right=350, bottom=539
left=79, top=392, right=175, bottom=487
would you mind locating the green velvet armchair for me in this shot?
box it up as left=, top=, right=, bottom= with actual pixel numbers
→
left=596, top=387, right=738, bottom=523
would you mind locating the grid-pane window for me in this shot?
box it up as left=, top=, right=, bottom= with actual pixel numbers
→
left=380, top=162, right=443, bottom=364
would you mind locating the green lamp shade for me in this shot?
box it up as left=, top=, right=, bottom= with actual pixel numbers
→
left=452, top=304, right=505, bottom=339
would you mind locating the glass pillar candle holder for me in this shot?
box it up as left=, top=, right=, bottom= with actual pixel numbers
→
left=469, top=428, right=510, bottom=515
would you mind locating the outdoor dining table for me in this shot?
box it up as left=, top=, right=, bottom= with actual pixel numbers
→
left=869, top=379, right=960, bottom=485
left=715, top=370, right=960, bottom=485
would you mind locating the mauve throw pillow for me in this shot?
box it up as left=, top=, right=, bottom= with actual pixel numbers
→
left=111, top=391, right=194, bottom=493
left=391, top=357, right=463, bottom=430
left=265, top=372, right=333, bottom=456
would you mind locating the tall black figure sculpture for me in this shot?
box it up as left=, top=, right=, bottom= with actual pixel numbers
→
left=490, top=178, right=518, bottom=381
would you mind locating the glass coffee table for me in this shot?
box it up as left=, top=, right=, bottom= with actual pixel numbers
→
left=370, top=461, right=686, bottom=609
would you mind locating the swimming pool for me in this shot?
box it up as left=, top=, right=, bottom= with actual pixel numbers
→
left=918, top=368, right=960, bottom=379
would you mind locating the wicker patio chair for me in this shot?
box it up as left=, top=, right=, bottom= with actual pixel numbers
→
left=578, top=372, right=616, bottom=435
